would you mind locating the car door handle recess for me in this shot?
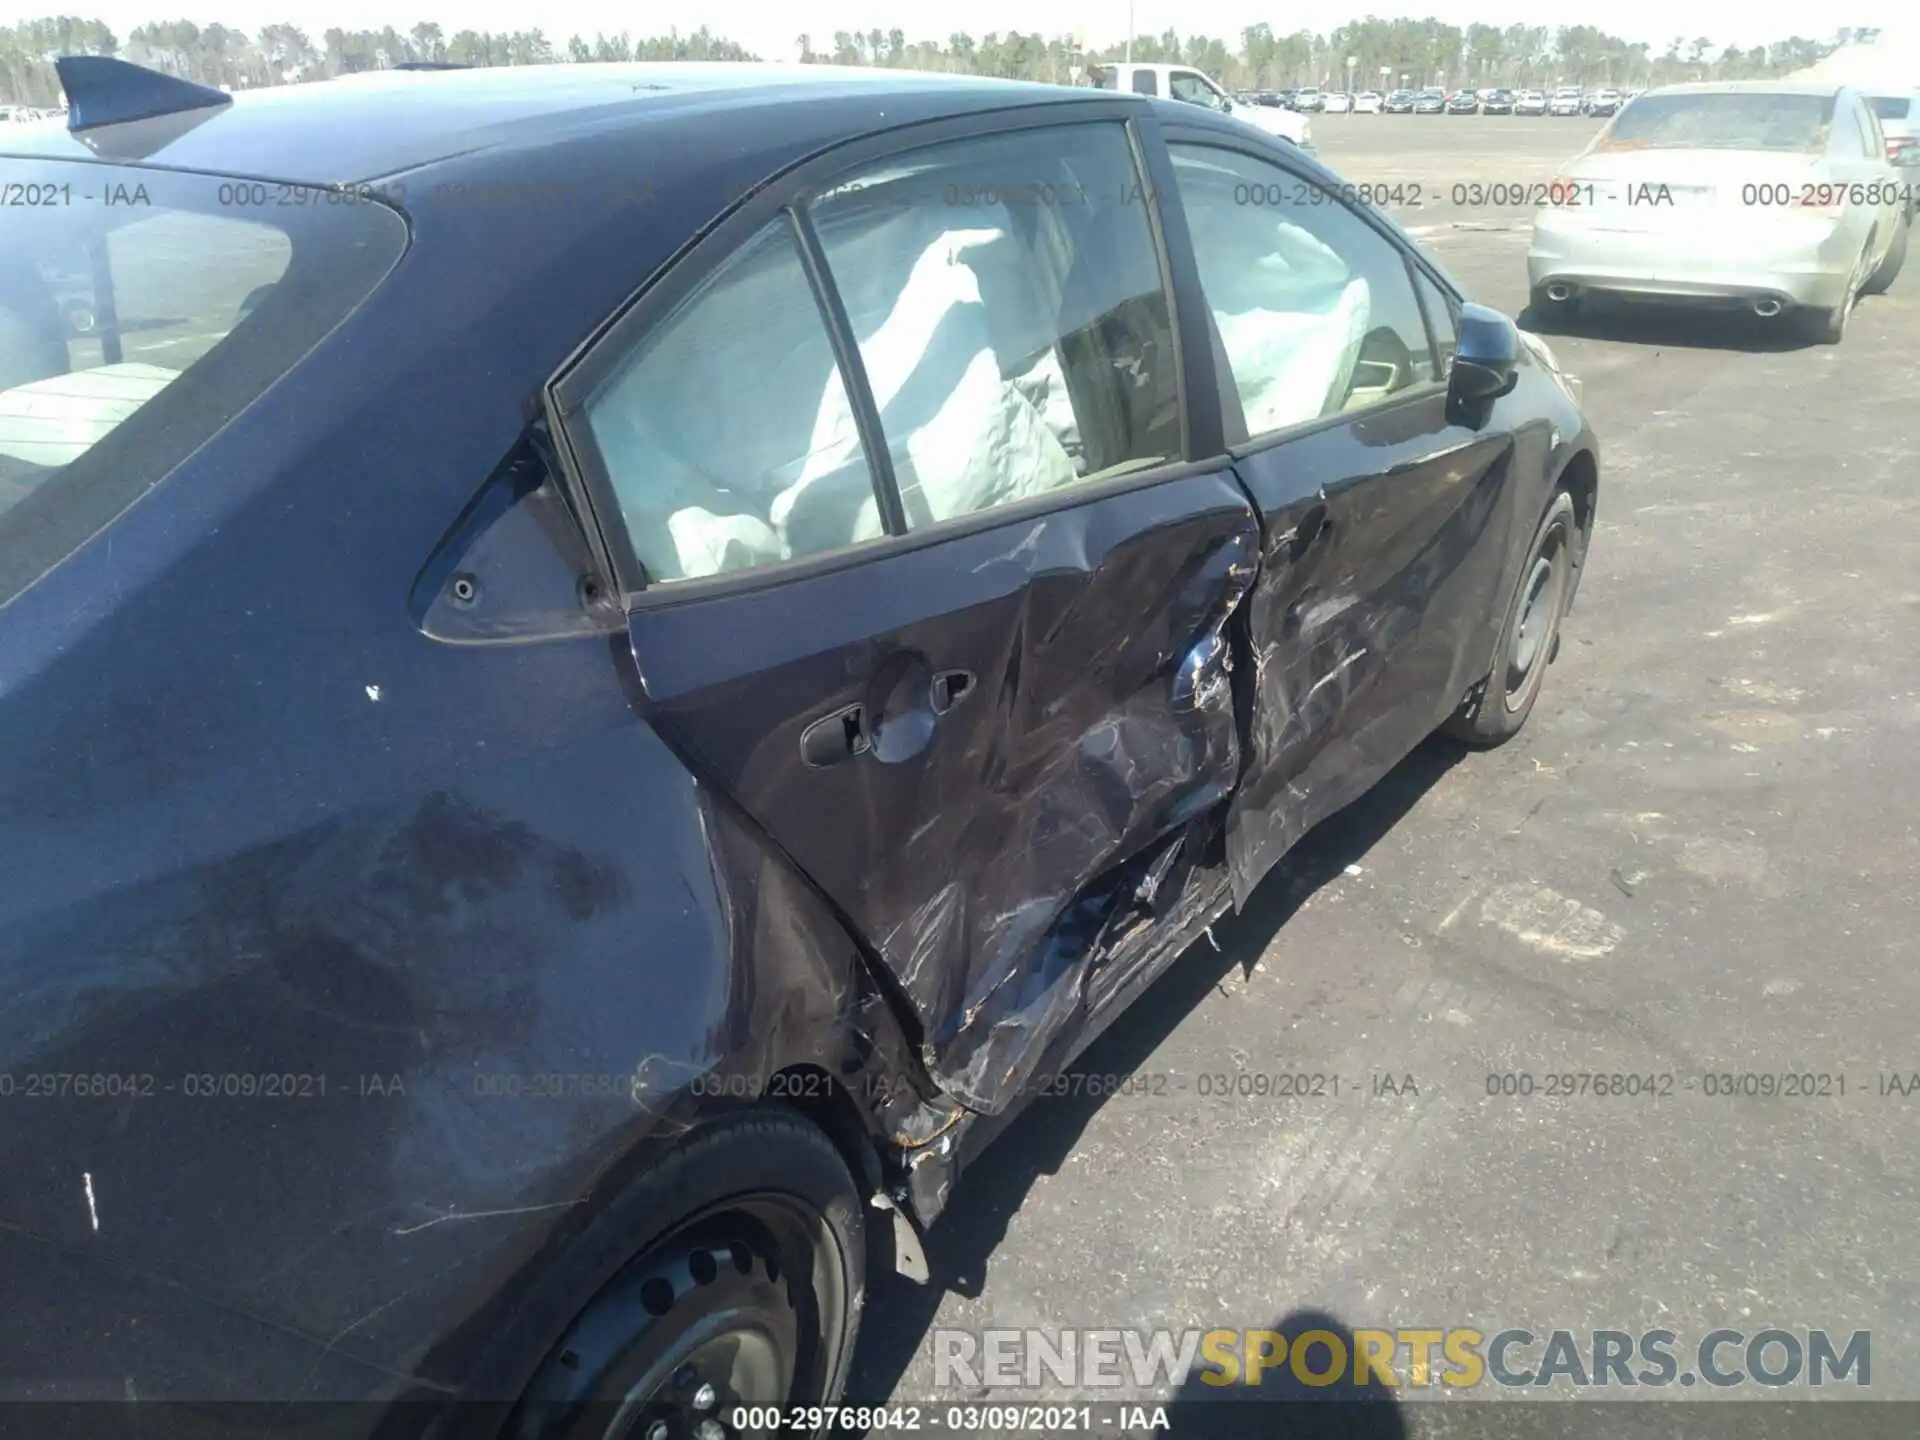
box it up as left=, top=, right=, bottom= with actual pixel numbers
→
left=800, top=703, right=870, bottom=769
left=931, top=669, right=975, bottom=714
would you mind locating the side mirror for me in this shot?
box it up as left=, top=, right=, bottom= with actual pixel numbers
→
left=1446, top=301, right=1520, bottom=428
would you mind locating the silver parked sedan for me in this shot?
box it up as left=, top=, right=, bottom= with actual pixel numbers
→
left=1528, top=82, right=1912, bottom=343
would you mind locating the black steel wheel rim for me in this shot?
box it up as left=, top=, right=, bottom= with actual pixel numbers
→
left=1505, top=530, right=1568, bottom=711
left=607, top=1318, right=789, bottom=1440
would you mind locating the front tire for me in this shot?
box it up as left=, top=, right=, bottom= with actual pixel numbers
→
left=1443, top=491, right=1579, bottom=747
left=508, top=1113, right=866, bottom=1440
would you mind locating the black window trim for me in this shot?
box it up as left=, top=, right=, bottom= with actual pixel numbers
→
left=1156, top=123, right=1455, bottom=460
left=543, top=98, right=1216, bottom=611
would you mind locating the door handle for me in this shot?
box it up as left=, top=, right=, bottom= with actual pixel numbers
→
left=931, top=669, right=975, bottom=715
left=800, top=703, right=870, bottom=769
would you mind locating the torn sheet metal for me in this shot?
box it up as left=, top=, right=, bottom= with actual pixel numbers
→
left=853, top=507, right=1260, bottom=1114
left=625, top=481, right=1261, bottom=1118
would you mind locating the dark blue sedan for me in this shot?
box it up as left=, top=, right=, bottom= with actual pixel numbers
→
left=0, top=56, right=1597, bottom=1430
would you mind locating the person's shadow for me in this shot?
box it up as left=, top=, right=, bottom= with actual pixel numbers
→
left=1163, top=1309, right=1407, bottom=1439
left=843, top=737, right=1467, bottom=1422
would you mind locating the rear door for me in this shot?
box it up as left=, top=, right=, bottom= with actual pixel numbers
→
left=1837, top=95, right=1901, bottom=263
left=1157, top=128, right=1520, bottom=899
left=549, top=105, right=1259, bottom=1115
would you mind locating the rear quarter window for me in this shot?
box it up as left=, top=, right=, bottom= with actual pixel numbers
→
left=0, top=161, right=407, bottom=606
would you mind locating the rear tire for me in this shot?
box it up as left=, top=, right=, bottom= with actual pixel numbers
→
left=507, top=1112, right=866, bottom=1440
left=1802, top=243, right=1869, bottom=343
left=1863, top=217, right=1908, bottom=296
left=1443, top=491, right=1579, bottom=747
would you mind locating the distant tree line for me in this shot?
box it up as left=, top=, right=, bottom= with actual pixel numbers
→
left=2, top=14, right=1870, bottom=109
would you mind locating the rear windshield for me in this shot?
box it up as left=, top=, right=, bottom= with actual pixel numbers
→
left=1871, top=96, right=1912, bottom=122
left=0, top=159, right=406, bottom=604
left=1599, top=92, right=1835, bottom=151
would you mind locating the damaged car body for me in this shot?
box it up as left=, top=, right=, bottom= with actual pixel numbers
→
left=0, top=57, right=1596, bottom=1431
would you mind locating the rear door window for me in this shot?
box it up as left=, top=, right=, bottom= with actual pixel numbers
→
left=577, top=218, right=883, bottom=583
left=576, top=121, right=1183, bottom=585
left=0, top=163, right=406, bottom=604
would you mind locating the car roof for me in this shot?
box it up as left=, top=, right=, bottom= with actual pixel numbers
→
left=1637, top=80, right=1852, bottom=99
left=0, top=62, right=1104, bottom=183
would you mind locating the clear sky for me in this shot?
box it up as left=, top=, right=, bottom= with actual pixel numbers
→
left=43, top=0, right=1898, bottom=69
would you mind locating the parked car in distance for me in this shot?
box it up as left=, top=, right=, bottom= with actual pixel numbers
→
left=1586, top=88, right=1623, bottom=117
left=1414, top=87, right=1447, bottom=114
left=1529, top=81, right=1909, bottom=342
left=1092, top=61, right=1312, bottom=148
left=1353, top=89, right=1383, bottom=114
left=1446, top=90, right=1481, bottom=114
left=1515, top=89, right=1548, bottom=116
left=1322, top=90, right=1353, bottom=113
left=1550, top=86, right=1585, bottom=116
left=1868, top=89, right=1920, bottom=209
left=1483, top=88, right=1516, bottom=115
left=1383, top=88, right=1417, bottom=113
left=1293, top=86, right=1325, bottom=111
left=3, top=51, right=1599, bottom=1424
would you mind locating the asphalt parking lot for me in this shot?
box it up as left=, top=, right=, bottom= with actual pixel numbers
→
left=846, top=114, right=1920, bottom=1433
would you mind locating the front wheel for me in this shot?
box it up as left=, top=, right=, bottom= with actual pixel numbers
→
left=508, top=1113, right=866, bottom=1440
left=1443, top=491, right=1579, bottom=747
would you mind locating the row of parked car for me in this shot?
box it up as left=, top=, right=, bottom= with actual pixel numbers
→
left=1387, top=86, right=1639, bottom=116
left=1232, top=85, right=1643, bottom=117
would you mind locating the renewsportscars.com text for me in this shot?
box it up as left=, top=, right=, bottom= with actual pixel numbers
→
left=932, top=1326, right=1871, bottom=1391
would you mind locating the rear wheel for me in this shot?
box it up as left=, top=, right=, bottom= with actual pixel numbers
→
left=507, top=1113, right=865, bottom=1440
left=1802, top=242, right=1871, bottom=343
left=1863, top=217, right=1908, bottom=296
left=1443, top=491, right=1578, bottom=747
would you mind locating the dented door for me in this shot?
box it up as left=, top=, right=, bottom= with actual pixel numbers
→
left=622, top=491, right=1257, bottom=1114
left=1223, top=400, right=1511, bottom=900
left=1158, top=135, right=1517, bottom=901
left=559, top=114, right=1264, bottom=1116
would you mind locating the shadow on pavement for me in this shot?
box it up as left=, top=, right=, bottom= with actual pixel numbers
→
left=1518, top=296, right=1840, bottom=353
left=843, top=734, right=1469, bottom=1411
left=1162, top=1309, right=1405, bottom=1440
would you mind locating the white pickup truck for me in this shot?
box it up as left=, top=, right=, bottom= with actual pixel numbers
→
left=1088, top=63, right=1313, bottom=151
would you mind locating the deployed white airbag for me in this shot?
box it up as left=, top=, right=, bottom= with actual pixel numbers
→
left=779, top=223, right=1077, bottom=534
left=595, top=211, right=1083, bottom=582
left=1217, top=275, right=1371, bottom=434
left=1187, top=212, right=1373, bottom=433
